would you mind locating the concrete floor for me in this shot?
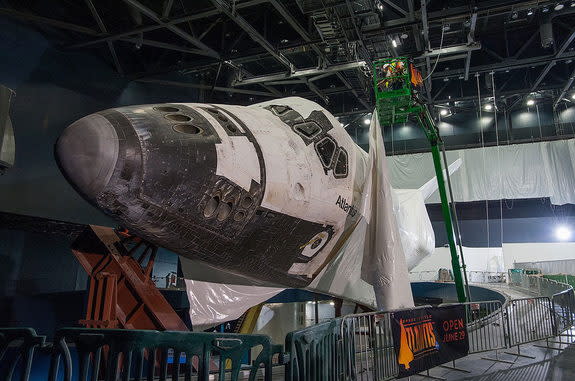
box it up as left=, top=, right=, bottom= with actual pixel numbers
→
left=406, top=335, right=575, bottom=380
left=406, top=282, right=575, bottom=380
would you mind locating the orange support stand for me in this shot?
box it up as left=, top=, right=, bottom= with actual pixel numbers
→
left=72, top=225, right=188, bottom=331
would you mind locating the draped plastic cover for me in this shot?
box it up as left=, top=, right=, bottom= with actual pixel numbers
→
left=185, top=279, right=283, bottom=328
left=388, top=139, right=575, bottom=205
left=356, top=112, right=414, bottom=309
left=0, top=84, right=15, bottom=168
left=185, top=111, right=424, bottom=326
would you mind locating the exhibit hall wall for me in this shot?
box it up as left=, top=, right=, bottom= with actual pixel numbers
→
left=0, top=19, right=192, bottom=306
left=0, top=19, right=200, bottom=225
left=411, top=242, right=575, bottom=274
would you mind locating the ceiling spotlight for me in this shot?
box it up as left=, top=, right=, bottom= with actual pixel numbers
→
left=527, top=8, right=534, bottom=15
left=364, top=117, right=371, bottom=125
left=556, top=225, right=572, bottom=241
left=440, top=108, right=449, bottom=116
left=443, top=23, right=451, bottom=32
left=511, top=11, right=518, bottom=19
left=555, top=3, right=565, bottom=10
left=377, top=2, right=384, bottom=10
left=543, top=6, right=550, bottom=12
left=526, top=99, right=535, bottom=106
left=392, top=39, right=398, bottom=48
left=484, top=103, right=493, bottom=111
left=280, top=39, right=289, bottom=43
left=571, top=1, right=575, bottom=7
left=571, top=93, right=575, bottom=100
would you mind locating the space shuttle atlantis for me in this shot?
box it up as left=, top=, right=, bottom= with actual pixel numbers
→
left=56, top=97, right=447, bottom=321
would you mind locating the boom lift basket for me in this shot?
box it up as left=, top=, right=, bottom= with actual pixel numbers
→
left=373, top=57, right=423, bottom=125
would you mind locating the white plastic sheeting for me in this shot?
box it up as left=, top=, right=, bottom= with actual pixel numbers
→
left=184, top=110, right=431, bottom=324
left=358, top=112, right=414, bottom=309
left=393, top=189, right=435, bottom=270
left=185, top=279, right=283, bottom=328
left=388, top=139, right=575, bottom=205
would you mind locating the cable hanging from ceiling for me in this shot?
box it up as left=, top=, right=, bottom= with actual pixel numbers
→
left=422, top=24, right=446, bottom=82
left=476, top=73, right=490, bottom=249
left=491, top=71, right=504, bottom=250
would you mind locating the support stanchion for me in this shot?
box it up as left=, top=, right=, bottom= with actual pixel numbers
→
left=504, top=345, right=536, bottom=359
left=416, top=369, right=447, bottom=380
left=438, top=359, right=471, bottom=373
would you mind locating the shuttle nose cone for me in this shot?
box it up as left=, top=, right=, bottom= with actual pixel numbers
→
left=55, top=113, right=119, bottom=199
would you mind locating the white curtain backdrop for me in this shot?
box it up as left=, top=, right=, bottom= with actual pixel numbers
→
left=388, top=139, right=575, bottom=205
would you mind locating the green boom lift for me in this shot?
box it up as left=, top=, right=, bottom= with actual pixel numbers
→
left=373, top=57, right=468, bottom=302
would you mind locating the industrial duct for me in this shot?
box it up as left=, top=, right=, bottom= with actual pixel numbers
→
left=540, top=18, right=554, bottom=48
left=0, top=84, right=15, bottom=174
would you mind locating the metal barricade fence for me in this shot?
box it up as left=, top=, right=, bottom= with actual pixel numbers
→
left=467, top=272, right=507, bottom=284
left=52, top=328, right=279, bottom=381
left=0, top=328, right=45, bottom=381
left=505, top=297, right=556, bottom=347
left=340, top=312, right=398, bottom=381
left=551, top=288, right=575, bottom=334
left=508, top=271, right=571, bottom=297
left=284, top=318, right=342, bottom=381
left=410, top=271, right=508, bottom=284
left=443, top=301, right=507, bottom=354
left=3, top=281, right=575, bottom=381
left=408, top=271, right=438, bottom=282
left=0, top=327, right=279, bottom=381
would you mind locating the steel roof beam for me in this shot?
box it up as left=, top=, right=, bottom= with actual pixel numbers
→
left=531, top=30, right=575, bottom=91
left=421, top=0, right=432, bottom=100
left=513, top=30, right=538, bottom=59
left=415, top=42, right=481, bottom=59
left=0, top=7, right=218, bottom=58
left=67, top=0, right=266, bottom=49
left=210, top=0, right=292, bottom=69
left=554, top=67, right=575, bottom=109
left=122, top=0, right=220, bottom=59
left=119, top=37, right=214, bottom=56
left=0, top=8, right=100, bottom=35
left=267, top=0, right=371, bottom=110
left=383, top=0, right=408, bottom=16
left=84, top=0, right=123, bottom=74
left=431, top=51, right=575, bottom=79
left=136, top=79, right=277, bottom=97
left=233, top=61, right=367, bottom=86
left=433, top=82, right=569, bottom=105
left=162, top=0, right=174, bottom=19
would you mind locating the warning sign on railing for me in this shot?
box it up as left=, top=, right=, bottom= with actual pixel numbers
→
left=391, top=305, right=469, bottom=377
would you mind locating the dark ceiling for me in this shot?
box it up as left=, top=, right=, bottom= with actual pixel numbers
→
left=2, top=0, right=575, bottom=119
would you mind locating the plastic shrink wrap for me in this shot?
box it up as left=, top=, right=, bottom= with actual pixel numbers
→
left=185, top=110, right=438, bottom=326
